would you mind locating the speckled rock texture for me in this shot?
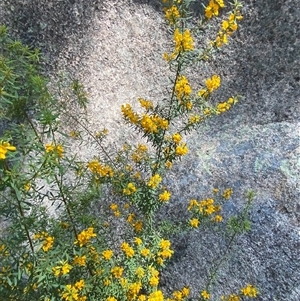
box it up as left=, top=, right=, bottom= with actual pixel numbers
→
left=1, top=0, right=299, bottom=300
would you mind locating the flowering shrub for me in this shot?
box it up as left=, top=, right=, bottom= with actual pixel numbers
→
left=0, top=1, right=258, bottom=300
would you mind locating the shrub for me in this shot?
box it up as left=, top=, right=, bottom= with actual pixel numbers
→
left=0, top=1, right=258, bottom=300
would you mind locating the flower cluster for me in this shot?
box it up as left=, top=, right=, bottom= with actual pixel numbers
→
left=164, top=5, right=181, bottom=25
left=102, top=249, right=114, bottom=260
left=61, top=280, right=86, bottom=301
left=75, top=227, right=97, bottom=247
left=131, top=144, right=148, bottom=163
left=221, top=284, right=258, bottom=300
left=0, top=141, right=16, bottom=160
left=221, top=294, right=241, bottom=301
left=241, top=284, right=258, bottom=297
left=175, top=143, right=188, bottom=156
left=121, top=104, right=139, bottom=124
left=45, top=143, right=64, bottom=158
left=188, top=198, right=223, bottom=227
left=122, top=103, right=169, bottom=134
left=223, top=187, right=233, bottom=199
left=175, top=75, right=192, bottom=101
left=121, top=242, right=135, bottom=258
left=33, top=232, right=54, bottom=252
left=217, top=97, right=235, bottom=114
left=110, top=203, right=121, bottom=217
left=52, top=262, right=73, bottom=277
left=212, top=11, right=243, bottom=48
left=164, top=28, right=194, bottom=61
left=158, top=238, right=174, bottom=260
left=159, top=190, right=171, bottom=202
left=123, top=182, right=137, bottom=195
left=88, top=160, right=114, bottom=177
left=198, top=75, right=221, bottom=98
left=205, top=0, right=225, bottom=19
left=73, top=255, right=87, bottom=266
left=169, top=287, right=190, bottom=301
left=201, top=290, right=211, bottom=300
left=138, top=98, right=154, bottom=111
left=147, top=174, right=162, bottom=189
left=141, top=114, right=169, bottom=134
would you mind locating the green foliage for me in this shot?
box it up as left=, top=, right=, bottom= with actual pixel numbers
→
left=0, top=1, right=259, bottom=301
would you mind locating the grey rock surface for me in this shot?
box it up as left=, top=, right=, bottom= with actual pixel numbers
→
left=1, top=0, right=299, bottom=300
left=160, top=121, right=300, bottom=300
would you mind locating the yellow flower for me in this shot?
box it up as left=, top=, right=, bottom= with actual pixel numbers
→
left=190, top=218, right=199, bottom=228
left=122, top=104, right=139, bottom=124
left=134, top=220, right=143, bottom=232
left=224, top=294, right=241, bottom=301
left=128, top=282, right=142, bottom=297
left=241, top=284, right=258, bottom=297
left=158, top=248, right=174, bottom=259
left=188, top=199, right=198, bottom=210
left=205, top=75, right=221, bottom=93
left=61, top=284, right=79, bottom=301
left=223, top=188, right=233, bottom=199
left=73, top=255, right=86, bottom=266
left=121, top=242, right=135, bottom=257
left=140, top=114, right=158, bottom=133
left=175, top=143, right=188, bottom=156
left=189, top=114, right=201, bottom=124
left=222, top=20, right=229, bottom=30
left=172, top=133, right=182, bottom=144
left=45, top=143, right=64, bottom=158
left=139, top=98, right=154, bottom=110
left=173, top=291, right=183, bottom=301
left=159, top=239, right=171, bottom=249
left=182, top=287, right=190, bottom=297
left=119, top=277, right=128, bottom=288
left=107, top=297, right=118, bottom=301
left=165, top=160, right=173, bottom=169
left=138, top=295, right=146, bottom=301
left=52, top=265, right=69, bottom=277
left=148, top=290, right=164, bottom=301
left=205, top=0, right=220, bottom=19
left=123, top=182, right=137, bottom=195
left=147, top=174, right=162, bottom=189
left=111, top=266, right=124, bottom=278
left=216, top=0, right=225, bottom=8
left=110, top=203, right=118, bottom=211
left=159, top=190, right=171, bottom=202
left=76, top=227, right=96, bottom=247
left=203, top=108, right=211, bottom=115
left=182, top=29, right=194, bottom=51
left=24, top=182, right=31, bottom=191
left=149, top=276, right=159, bottom=286
left=213, top=215, right=223, bottom=222
left=102, top=249, right=113, bottom=260
left=61, top=263, right=72, bottom=275
left=140, top=248, right=150, bottom=257
left=74, top=279, right=85, bottom=290
left=88, top=160, right=114, bottom=177
left=156, top=257, right=164, bottom=265
left=136, top=267, right=145, bottom=278
left=175, top=75, right=192, bottom=100
left=135, top=237, right=143, bottom=245
left=201, top=290, right=210, bottom=299
left=0, top=141, right=16, bottom=160
left=165, top=5, right=180, bottom=25
left=127, top=213, right=135, bottom=225
left=42, top=236, right=54, bottom=252
left=52, top=266, right=61, bottom=277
